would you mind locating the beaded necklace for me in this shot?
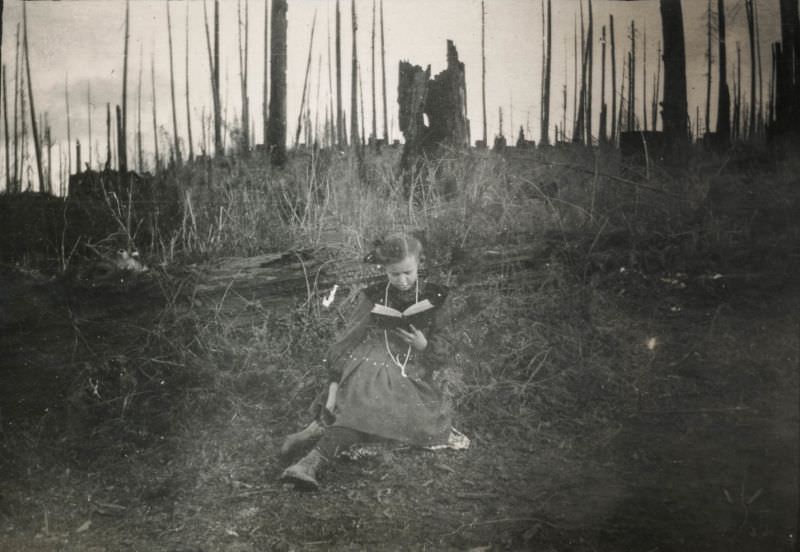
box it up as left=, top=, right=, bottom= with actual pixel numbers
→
left=383, top=279, right=418, bottom=378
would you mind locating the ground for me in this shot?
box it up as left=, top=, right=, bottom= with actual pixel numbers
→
left=1, top=246, right=797, bottom=552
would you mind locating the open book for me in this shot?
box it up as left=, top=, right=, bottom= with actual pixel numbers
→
left=370, top=299, right=435, bottom=331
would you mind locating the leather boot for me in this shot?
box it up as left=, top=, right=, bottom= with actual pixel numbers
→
left=280, top=420, right=326, bottom=459
left=280, top=448, right=327, bottom=490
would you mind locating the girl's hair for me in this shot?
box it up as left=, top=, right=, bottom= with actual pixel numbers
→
left=364, top=232, right=423, bottom=265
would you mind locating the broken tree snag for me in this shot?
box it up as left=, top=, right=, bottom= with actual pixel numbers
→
left=397, top=61, right=430, bottom=170
left=398, top=40, right=469, bottom=173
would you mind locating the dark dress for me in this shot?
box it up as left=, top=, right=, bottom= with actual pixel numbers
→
left=324, top=280, right=453, bottom=447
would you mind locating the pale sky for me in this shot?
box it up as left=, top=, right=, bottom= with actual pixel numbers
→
left=0, top=0, right=783, bottom=188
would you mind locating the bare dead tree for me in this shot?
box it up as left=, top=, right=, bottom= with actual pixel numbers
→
left=660, top=0, right=689, bottom=153
left=380, top=0, right=388, bottom=143
left=705, top=0, right=712, bottom=134
left=745, top=0, right=757, bottom=137
left=628, top=20, right=636, bottom=132
left=151, top=51, right=160, bottom=170
left=214, top=0, right=221, bottom=156
left=22, top=2, right=44, bottom=192
left=370, top=0, right=377, bottom=145
left=294, top=10, right=317, bottom=148
left=166, top=1, right=182, bottom=165
left=540, top=0, right=552, bottom=145
left=327, top=12, right=335, bottom=146
left=734, top=41, right=741, bottom=139
left=585, top=0, right=593, bottom=144
left=64, top=73, right=71, bottom=176
left=754, top=0, right=763, bottom=132
left=136, top=43, right=143, bottom=171
left=120, top=0, right=129, bottom=172
left=642, top=28, right=647, bottom=131
left=599, top=25, right=607, bottom=144
left=481, top=0, right=487, bottom=146
left=202, top=0, right=220, bottom=157
left=268, top=0, right=269, bottom=150
left=105, top=102, right=111, bottom=170
left=335, top=0, right=344, bottom=147
left=716, top=0, right=730, bottom=145
left=652, top=41, right=661, bottom=130
left=3, top=65, right=9, bottom=189
left=185, top=3, right=194, bottom=161
left=350, top=0, right=360, bottom=153
left=237, top=0, right=250, bottom=156
left=359, top=60, right=366, bottom=146
left=13, top=23, right=20, bottom=188
left=610, top=14, right=617, bottom=144
left=267, top=0, right=287, bottom=165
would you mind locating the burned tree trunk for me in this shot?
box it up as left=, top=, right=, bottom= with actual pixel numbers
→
left=540, top=0, right=552, bottom=146
left=599, top=25, right=607, bottom=144
left=610, top=15, right=617, bottom=145
left=267, top=0, right=287, bottom=165
left=398, top=40, right=469, bottom=172
left=166, top=2, right=182, bottom=165
left=716, top=0, right=731, bottom=147
left=120, top=0, right=129, bottom=173
left=772, top=0, right=800, bottom=137
left=659, top=0, right=689, bottom=155
left=23, top=2, right=45, bottom=193
left=745, top=0, right=757, bottom=137
left=335, top=0, right=344, bottom=147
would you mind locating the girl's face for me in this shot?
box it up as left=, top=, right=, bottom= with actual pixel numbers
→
left=384, top=255, right=419, bottom=292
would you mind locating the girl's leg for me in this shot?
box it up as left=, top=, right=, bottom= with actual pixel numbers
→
left=281, top=426, right=367, bottom=490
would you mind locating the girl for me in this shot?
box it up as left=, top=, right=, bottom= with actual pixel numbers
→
left=280, top=232, right=456, bottom=490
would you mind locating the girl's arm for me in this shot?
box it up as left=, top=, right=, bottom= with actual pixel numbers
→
left=418, top=294, right=454, bottom=371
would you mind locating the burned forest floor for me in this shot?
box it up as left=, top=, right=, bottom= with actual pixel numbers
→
left=1, top=146, right=799, bottom=551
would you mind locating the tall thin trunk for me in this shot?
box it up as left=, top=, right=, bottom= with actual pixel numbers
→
left=214, top=0, right=221, bottom=156
left=23, top=2, right=45, bottom=192
left=137, top=43, right=143, bottom=171
left=745, top=0, right=757, bottom=138
left=370, top=0, right=376, bottom=144
left=705, top=0, right=712, bottom=133
left=335, top=0, right=344, bottom=147
left=359, top=61, right=366, bottom=146
left=185, top=3, right=194, bottom=161
left=65, top=73, right=71, bottom=176
left=610, top=15, right=617, bottom=144
left=151, top=51, right=160, bottom=170
left=350, top=0, right=360, bottom=152
left=267, top=0, right=287, bottom=165
left=237, top=0, right=250, bottom=155
left=314, top=53, right=322, bottom=145
left=202, top=0, right=221, bottom=157
left=166, top=1, right=182, bottom=165
left=327, top=12, right=335, bottom=146
left=754, top=0, right=763, bottom=133
left=380, top=0, right=388, bottom=142
left=618, top=54, right=626, bottom=138
left=660, top=0, right=689, bottom=152
left=294, top=10, right=317, bottom=148
left=268, top=0, right=269, bottom=149
left=45, top=114, right=51, bottom=193
left=573, top=14, right=578, bottom=132
left=3, top=65, right=9, bottom=190
left=768, top=43, right=776, bottom=125
left=642, top=28, right=647, bottom=131
left=735, top=42, right=742, bottom=139
left=716, top=0, right=730, bottom=145
left=629, top=21, right=636, bottom=132
left=540, top=0, right=552, bottom=145
left=481, top=0, right=487, bottom=145
left=599, top=25, right=607, bottom=144
left=19, top=25, right=26, bottom=187
left=585, top=0, right=593, bottom=144
left=120, top=0, right=129, bottom=172
left=105, top=102, right=111, bottom=170
left=573, top=2, right=585, bottom=143
left=652, top=42, right=661, bottom=130
left=13, top=23, right=20, bottom=188
left=86, top=81, right=91, bottom=170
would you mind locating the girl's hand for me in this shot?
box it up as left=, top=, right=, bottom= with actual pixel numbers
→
left=394, top=325, right=428, bottom=351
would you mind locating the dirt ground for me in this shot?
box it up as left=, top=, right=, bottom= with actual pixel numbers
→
left=0, top=261, right=798, bottom=551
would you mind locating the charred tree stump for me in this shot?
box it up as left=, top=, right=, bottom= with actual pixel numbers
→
left=659, top=0, right=689, bottom=158
left=398, top=40, right=469, bottom=175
